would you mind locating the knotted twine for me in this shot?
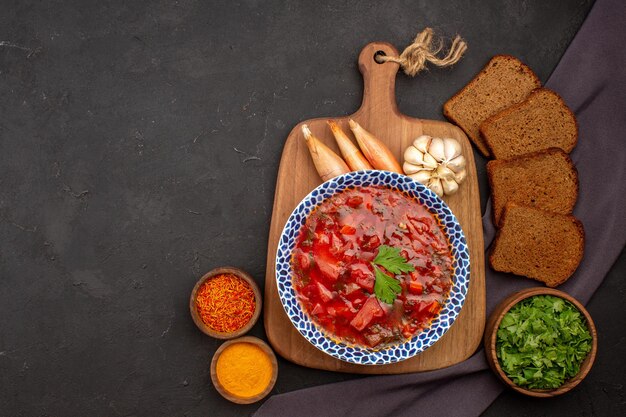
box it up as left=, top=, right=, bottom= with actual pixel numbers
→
left=378, top=28, right=467, bottom=76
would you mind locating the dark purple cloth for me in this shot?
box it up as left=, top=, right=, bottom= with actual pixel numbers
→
left=255, top=0, right=626, bottom=415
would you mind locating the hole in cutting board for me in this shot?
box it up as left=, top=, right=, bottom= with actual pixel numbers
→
left=374, top=50, right=387, bottom=64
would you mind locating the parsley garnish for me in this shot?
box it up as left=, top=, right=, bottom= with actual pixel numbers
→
left=496, top=295, right=593, bottom=390
left=372, top=245, right=415, bottom=274
left=371, top=245, right=414, bottom=304
left=373, top=265, right=402, bottom=304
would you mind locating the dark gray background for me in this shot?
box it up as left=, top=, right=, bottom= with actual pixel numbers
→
left=1, top=0, right=624, bottom=416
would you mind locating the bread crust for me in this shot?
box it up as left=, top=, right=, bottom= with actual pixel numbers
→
left=487, top=147, right=579, bottom=226
left=443, top=55, right=541, bottom=157
left=489, top=203, right=585, bottom=287
left=480, top=88, right=578, bottom=159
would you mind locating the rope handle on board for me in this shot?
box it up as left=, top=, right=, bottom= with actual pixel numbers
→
left=378, top=28, right=467, bottom=76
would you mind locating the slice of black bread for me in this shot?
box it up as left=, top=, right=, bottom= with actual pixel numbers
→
left=487, top=148, right=578, bottom=225
left=480, top=88, right=578, bottom=159
left=489, top=203, right=585, bottom=287
left=443, top=55, right=541, bottom=157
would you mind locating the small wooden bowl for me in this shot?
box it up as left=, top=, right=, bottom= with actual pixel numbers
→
left=189, top=266, right=262, bottom=339
left=210, top=336, right=278, bottom=404
left=484, top=287, right=597, bottom=397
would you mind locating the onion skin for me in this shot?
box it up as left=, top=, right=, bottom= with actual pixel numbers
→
left=327, top=120, right=372, bottom=171
left=302, top=124, right=350, bottom=182
left=348, top=119, right=402, bottom=174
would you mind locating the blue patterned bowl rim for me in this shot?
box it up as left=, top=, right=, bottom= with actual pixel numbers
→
left=275, top=170, right=470, bottom=365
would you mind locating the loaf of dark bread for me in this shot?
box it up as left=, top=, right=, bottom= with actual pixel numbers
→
left=480, top=88, right=578, bottom=159
left=487, top=148, right=579, bottom=225
left=489, top=203, right=585, bottom=287
left=443, top=55, right=541, bottom=157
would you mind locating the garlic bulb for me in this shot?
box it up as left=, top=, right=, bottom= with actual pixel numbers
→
left=402, top=135, right=467, bottom=197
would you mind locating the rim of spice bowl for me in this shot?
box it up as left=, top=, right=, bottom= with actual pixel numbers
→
left=189, top=266, right=262, bottom=339
left=484, top=287, right=598, bottom=397
left=210, top=336, right=278, bottom=404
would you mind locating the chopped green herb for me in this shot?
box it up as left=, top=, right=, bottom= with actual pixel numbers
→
left=370, top=245, right=414, bottom=303
left=496, top=295, right=593, bottom=390
left=372, top=245, right=415, bottom=275
left=373, top=265, right=402, bottom=304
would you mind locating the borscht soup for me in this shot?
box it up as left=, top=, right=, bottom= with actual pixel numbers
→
left=291, top=185, right=454, bottom=349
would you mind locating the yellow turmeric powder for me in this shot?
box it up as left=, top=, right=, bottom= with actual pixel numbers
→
left=215, top=342, right=273, bottom=398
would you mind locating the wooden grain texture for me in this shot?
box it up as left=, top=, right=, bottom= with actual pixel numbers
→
left=484, top=287, right=597, bottom=397
left=263, top=42, right=485, bottom=374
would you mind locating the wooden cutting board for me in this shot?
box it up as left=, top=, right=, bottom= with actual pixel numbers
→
left=263, top=42, right=485, bottom=374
